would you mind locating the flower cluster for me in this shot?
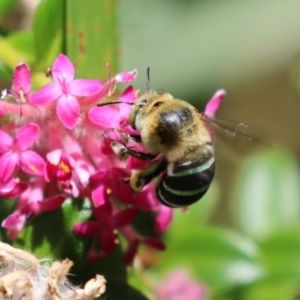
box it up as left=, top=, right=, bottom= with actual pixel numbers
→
left=0, top=54, right=225, bottom=264
left=0, top=54, right=167, bottom=264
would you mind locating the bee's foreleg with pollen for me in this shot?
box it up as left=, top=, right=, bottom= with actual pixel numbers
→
left=110, top=141, right=157, bottom=160
left=130, top=158, right=167, bottom=192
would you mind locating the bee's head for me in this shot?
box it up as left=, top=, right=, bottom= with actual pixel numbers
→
left=97, top=67, right=173, bottom=130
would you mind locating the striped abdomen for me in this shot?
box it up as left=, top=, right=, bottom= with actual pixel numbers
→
left=156, top=155, right=215, bottom=207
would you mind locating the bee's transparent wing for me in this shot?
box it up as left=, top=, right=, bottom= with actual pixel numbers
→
left=200, top=113, right=268, bottom=154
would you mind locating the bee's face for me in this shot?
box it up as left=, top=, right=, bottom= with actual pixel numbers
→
left=129, top=89, right=174, bottom=131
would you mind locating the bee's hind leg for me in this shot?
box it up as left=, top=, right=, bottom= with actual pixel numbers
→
left=130, top=158, right=167, bottom=192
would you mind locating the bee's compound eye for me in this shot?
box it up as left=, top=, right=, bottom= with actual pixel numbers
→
left=129, top=105, right=139, bottom=129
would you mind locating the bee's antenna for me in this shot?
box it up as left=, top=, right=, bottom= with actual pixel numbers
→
left=97, top=101, right=135, bottom=107
left=146, top=67, right=151, bottom=91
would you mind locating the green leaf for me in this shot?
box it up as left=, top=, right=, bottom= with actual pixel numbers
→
left=105, top=278, right=149, bottom=300
left=233, top=148, right=300, bottom=240
left=0, top=199, right=16, bottom=243
left=33, top=0, right=64, bottom=69
left=0, top=0, right=17, bottom=17
left=6, top=32, right=34, bottom=63
left=0, top=59, right=12, bottom=81
left=157, top=209, right=263, bottom=289
left=66, top=0, right=119, bottom=78
left=0, top=36, right=30, bottom=68
left=240, top=280, right=298, bottom=300
left=260, top=230, right=300, bottom=282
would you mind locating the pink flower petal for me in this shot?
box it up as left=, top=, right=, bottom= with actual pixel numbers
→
left=44, top=162, right=56, bottom=182
left=0, top=178, right=18, bottom=194
left=99, top=225, right=116, bottom=253
left=55, top=154, right=73, bottom=181
left=88, top=107, right=121, bottom=128
left=112, top=208, right=138, bottom=227
left=120, top=85, right=136, bottom=103
left=126, top=156, right=149, bottom=170
left=124, top=239, right=139, bottom=265
left=2, top=212, right=26, bottom=239
left=30, top=82, right=61, bottom=105
left=156, top=270, right=206, bottom=300
left=52, top=54, right=75, bottom=84
left=5, top=182, right=28, bottom=198
left=27, top=195, right=65, bottom=214
left=155, top=206, right=173, bottom=233
left=15, top=123, right=39, bottom=150
left=0, top=152, right=18, bottom=182
left=19, top=150, right=45, bottom=176
left=115, top=69, right=137, bottom=83
left=46, top=149, right=63, bottom=165
left=133, top=183, right=160, bottom=211
left=119, top=87, right=135, bottom=116
left=204, top=89, right=226, bottom=116
left=143, top=236, right=165, bottom=250
left=91, top=184, right=108, bottom=207
left=109, top=168, right=133, bottom=204
left=12, top=63, right=31, bottom=94
left=56, top=95, right=80, bottom=129
left=94, top=198, right=113, bottom=218
left=89, top=169, right=108, bottom=185
left=69, top=79, right=102, bottom=96
left=73, top=221, right=99, bottom=237
left=0, top=130, right=12, bottom=153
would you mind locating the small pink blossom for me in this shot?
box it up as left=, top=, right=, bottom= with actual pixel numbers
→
left=0, top=178, right=27, bottom=199
left=88, top=85, right=136, bottom=130
left=133, top=183, right=173, bottom=233
left=73, top=200, right=137, bottom=254
left=2, top=211, right=26, bottom=240
left=0, top=123, right=45, bottom=182
left=44, top=149, right=73, bottom=183
left=1, top=63, right=31, bottom=104
left=115, top=69, right=137, bottom=83
left=123, top=228, right=165, bottom=265
left=30, top=54, right=102, bottom=129
left=204, top=89, right=226, bottom=117
left=155, top=269, right=207, bottom=300
left=2, top=180, right=65, bottom=239
left=89, top=167, right=133, bottom=207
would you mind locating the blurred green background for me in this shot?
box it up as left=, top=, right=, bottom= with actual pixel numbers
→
left=2, top=1, right=300, bottom=299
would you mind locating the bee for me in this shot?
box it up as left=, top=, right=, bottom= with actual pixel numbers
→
left=98, top=68, right=219, bottom=208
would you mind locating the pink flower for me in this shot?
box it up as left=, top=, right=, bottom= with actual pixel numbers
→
left=0, top=55, right=171, bottom=264
left=1, top=63, right=31, bottom=104
left=73, top=200, right=137, bottom=254
left=0, top=123, right=45, bottom=182
left=89, top=167, right=133, bottom=207
left=204, top=89, right=226, bottom=117
left=88, top=85, right=136, bottom=131
left=30, top=54, right=102, bottom=129
left=155, top=269, right=207, bottom=300
left=0, top=178, right=27, bottom=199
left=2, top=179, right=65, bottom=239
left=122, top=226, right=165, bottom=265
left=44, top=149, right=73, bottom=183
left=115, top=69, right=137, bottom=83
left=2, top=212, right=26, bottom=240
left=133, top=183, right=173, bottom=233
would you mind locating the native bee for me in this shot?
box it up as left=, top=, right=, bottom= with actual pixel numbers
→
left=98, top=68, right=223, bottom=207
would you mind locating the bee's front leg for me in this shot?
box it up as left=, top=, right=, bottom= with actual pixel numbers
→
left=110, top=140, right=157, bottom=161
